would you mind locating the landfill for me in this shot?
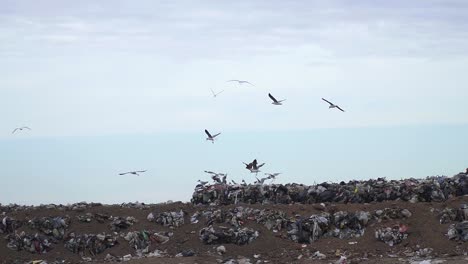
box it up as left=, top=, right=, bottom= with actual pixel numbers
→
left=0, top=170, right=467, bottom=263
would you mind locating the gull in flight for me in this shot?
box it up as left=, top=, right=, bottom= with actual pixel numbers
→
left=119, top=170, right=147, bottom=176
left=265, top=173, right=281, bottom=179
left=322, top=98, right=345, bottom=112
left=12, top=126, right=31, bottom=134
left=210, top=88, right=224, bottom=98
left=205, top=129, right=221, bottom=144
left=268, top=93, right=286, bottom=105
left=265, top=173, right=281, bottom=183
left=227, top=80, right=254, bottom=86
left=243, top=159, right=265, bottom=175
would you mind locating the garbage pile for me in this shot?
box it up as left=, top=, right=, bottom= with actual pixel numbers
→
left=109, top=216, right=137, bottom=231
left=287, top=211, right=370, bottom=243
left=192, top=172, right=468, bottom=205
left=120, top=202, right=151, bottom=209
left=442, top=204, right=468, bottom=242
left=375, top=224, right=409, bottom=246
left=447, top=221, right=468, bottom=242
left=64, top=232, right=119, bottom=256
left=1, top=216, right=21, bottom=234
left=147, top=210, right=185, bottom=228
left=5, top=232, right=53, bottom=253
left=123, top=230, right=172, bottom=250
left=28, top=216, right=70, bottom=240
left=76, top=213, right=110, bottom=223
left=199, top=226, right=259, bottom=245
left=0, top=202, right=103, bottom=213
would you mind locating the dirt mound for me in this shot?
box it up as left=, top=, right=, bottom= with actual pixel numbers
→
left=1, top=196, right=467, bottom=264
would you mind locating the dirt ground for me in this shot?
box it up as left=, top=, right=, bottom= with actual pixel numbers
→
left=1, top=196, right=467, bottom=264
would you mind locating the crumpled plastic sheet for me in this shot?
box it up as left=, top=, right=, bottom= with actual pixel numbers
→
left=64, top=232, right=119, bottom=256
left=191, top=173, right=468, bottom=205
left=375, top=225, right=408, bottom=246
left=147, top=210, right=185, bottom=228
left=5, top=231, right=53, bottom=254
left=199, top=226, right=259, bottom=245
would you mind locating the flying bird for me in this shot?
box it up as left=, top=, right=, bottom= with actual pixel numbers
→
left=12, top=126, right=31, bottom=134
left=243, top=159, right=265, bottom=175
left=268, top=93, right=286, bottom=105
left=205, top=129, right=221, bottom=144
left=265, top=173, right=281, bottom=179
left=227, top=80, right=254, bottom=86
left=322, top=98, right=345, bottom=112
left=119, top=170, right=147, bottom=176
left=210, top=88, right=224, bottom=98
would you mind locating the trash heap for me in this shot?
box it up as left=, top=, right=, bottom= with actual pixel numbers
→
left=109, top=216, right=137, bottom=231
left=287, top=211, right=370, bottom=243
left=0, top=202, right=103, bottom=213
left=147, top=210, right=185, bottom=228
left=64, top=232, right=119, bottom=256
left=28, top=216, right=70, bottom=240
left=120, top=202, right=152, bottom=210
left=445, top=204, right=468, bottom=242
left=5, top=232, right=53, bottom=253
left=77, top=212, right=110, bottom=223
left=192, top=172, right=468, bottom=205
left=123, top=230, right=172, bottom=255
left=375, top=224, right=409, bottom=246
left=193, top=206, right=415, bottom=246
left=199, top=226, right=259, bottom=245
left=0, top=216, right=21, bottom=234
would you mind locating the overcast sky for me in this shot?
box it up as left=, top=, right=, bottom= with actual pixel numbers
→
left=1, top=1, right=467, bottom=205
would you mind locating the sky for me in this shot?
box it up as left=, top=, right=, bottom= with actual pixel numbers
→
left=1, top=0, right=467, bottom=205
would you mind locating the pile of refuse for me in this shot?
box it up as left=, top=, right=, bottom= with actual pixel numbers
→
left=123, top=230, right=172, bottom=251
left=441, top=204, right=468, bottom=242
left=199, top=226, right=259, bottom=245
left=109, top=216, right=137, bottom=231
left=0, top=202, right=103, bottom=213
left=28, top=216, right=70, bottom=240
left=147, top=210, right=185, bottom=228
left=76, top=213, right=110, bottom=223
left=192, top=206, right=413, bottom=245
left=375, top=224, right=409, bottom=246
left=0, top=216, right=21, bottom=234
left=287, top=211, right=370, bottom=243
left=192, top=172, right=468, bottom=205
left=5, top=232, right=53, bottom=253
left=64, top=232, right=119, bottom=256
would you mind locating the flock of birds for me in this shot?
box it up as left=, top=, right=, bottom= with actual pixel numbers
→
left=10, top=79, right=345, bottom=183
left=200, top=80, right=345, bottom=186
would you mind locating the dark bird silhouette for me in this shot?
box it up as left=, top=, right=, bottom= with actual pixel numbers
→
left=268, top=93, right=286, bottom=105
left=322, top=98, right=345, bottom=112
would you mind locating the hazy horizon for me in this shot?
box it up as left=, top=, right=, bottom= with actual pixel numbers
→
left=1, top=1, right=468, bottom=205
